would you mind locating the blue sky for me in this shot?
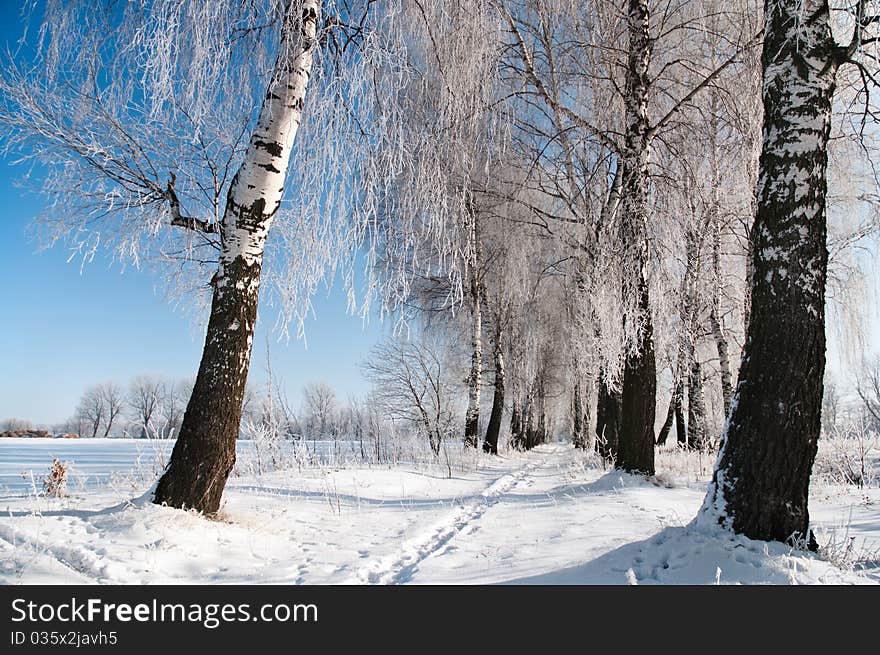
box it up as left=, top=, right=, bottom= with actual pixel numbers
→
left=0, top=180, right=385, bottom=425
left=0, top=174, right=385, bottom=425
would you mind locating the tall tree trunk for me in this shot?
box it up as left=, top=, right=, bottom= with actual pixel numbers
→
left=674, top=386, right=686, bottom=446
left=595, top=377, right=622, bottom=461
left=581, top=376, right=594, bottom=450
left=701, top=0, right=839, bottom=546
left=687, top=358, right=707, bottom=450
left=509, top=398, right=524, bottom=451
left=154, top=1, right=320, bottom=514
left=709, top=302, right=734, bottom=419
left=570, top=262, right=591, bottom=451
left=464, top=208, right=483, bottom=448
left=524, top=379, right=537, bottom=450
left=536, top=374, right=548, bottom=445
left=616, top=0, right=656, bottom=476
left=708, top=135, right=734, bottom=419
left=484, top=326, right=505, bottom=454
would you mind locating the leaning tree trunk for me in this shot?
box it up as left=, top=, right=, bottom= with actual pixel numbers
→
left=464, top=210, right=483, bottom=448
left=700, top=0, right=839, bottom=546
left=483, top=325, right=505, bottom=454
left=616, top=0, right=656, bottom=476
left=154, top=1, right=320, bottom=514
left=657, top=376, right=683, bottom=446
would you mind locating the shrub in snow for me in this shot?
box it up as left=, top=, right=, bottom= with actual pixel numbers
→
left=43, top=459, right=68, bottom=497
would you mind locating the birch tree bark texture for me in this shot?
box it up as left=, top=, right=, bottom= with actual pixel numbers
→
left=700, top=0, right=839, bottom=546
left=154, top=0, right=321, bottom=513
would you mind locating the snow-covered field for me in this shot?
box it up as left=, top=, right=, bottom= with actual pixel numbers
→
left=0, top=437, right=355, bottom=496
left=0, top=439, right=878, bottom=584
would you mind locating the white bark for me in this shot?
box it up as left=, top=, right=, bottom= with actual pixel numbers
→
left=222, top=0, right=321, bottom=271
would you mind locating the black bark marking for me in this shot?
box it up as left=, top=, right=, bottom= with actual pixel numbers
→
left=254, top=139, right=284, bottom=157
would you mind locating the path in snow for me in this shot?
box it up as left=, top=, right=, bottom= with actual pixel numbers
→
left=353, top=452, right=550, bottom=584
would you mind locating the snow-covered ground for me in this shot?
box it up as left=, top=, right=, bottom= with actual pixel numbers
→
left=0, top=439, right=878, bottom=584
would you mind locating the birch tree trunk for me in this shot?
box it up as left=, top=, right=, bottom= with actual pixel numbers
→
left=154, top=0, right=320, bottom=514
left=616, top=0, right=656, bottom=476
left=708, top=127, right=734, bottom=419
left=523, top=379, right=537, bottom=450
left=709, top=221, right=734, bottom=421
left=682, top=226, right=708, bottom=450
left=701, top=0, right=839, bottom=546
left=570, top=262, right=593, bottom=451
left=483, top=324, right=505, bottom=454
left=675, top=389, right=686, bottom=446
left=464, top=209, right=483, bottom=448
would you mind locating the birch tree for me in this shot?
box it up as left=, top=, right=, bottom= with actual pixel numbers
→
left=1, top=0, right=385, bottom=513
left=363, top=335, right=460, bottom=457
left=700, top=0, right=880, bottom=546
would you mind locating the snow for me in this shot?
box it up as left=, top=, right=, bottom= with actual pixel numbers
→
left=0, top=440, right=877, bottom=585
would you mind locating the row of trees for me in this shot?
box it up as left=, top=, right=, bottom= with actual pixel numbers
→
left=12, top=355, right=880, bottom=448
left=60, top=378, right=346, bottom=440
left=69, top=378, right=191, bottom=439
left=3, top=0, right=880, bottom=548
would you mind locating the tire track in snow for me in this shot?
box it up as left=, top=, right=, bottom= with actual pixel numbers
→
left=353, top=453, right=551, bottom=585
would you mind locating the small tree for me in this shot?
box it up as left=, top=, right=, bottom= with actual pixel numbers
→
left=129, top=376, right=164, bottom=439
left=302, top=381, right=338, bottom=437
left=856, top=358, right=880, bottom=432
left=363, top=336, right=459, bottom=457
left=75, top=386, right=106, bottom=439
left=100, top=383, right=124, bottom=438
